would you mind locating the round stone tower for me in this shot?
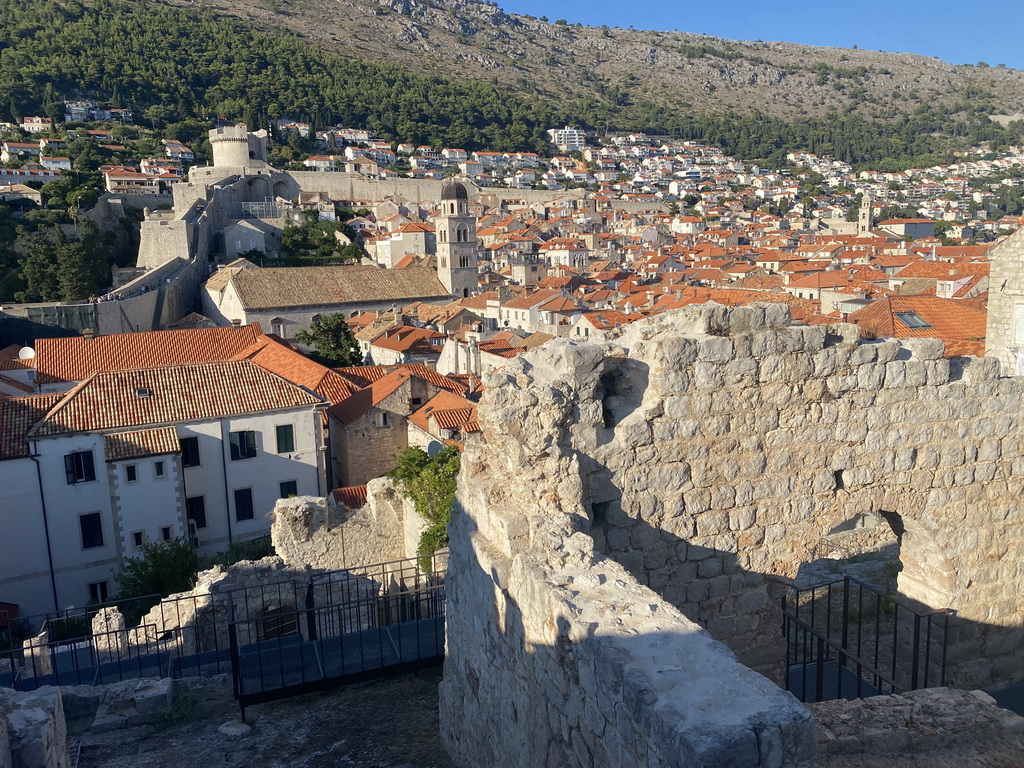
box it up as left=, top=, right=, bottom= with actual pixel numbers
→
left=209, top=124, right=268, bottom=168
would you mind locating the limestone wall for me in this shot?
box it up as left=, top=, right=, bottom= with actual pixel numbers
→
left=811, top=688, right=1024, bottom=762
left=441, top=300, right=1024, bottom=768
left=271, top=482, right=424, bottom=570
left=439, top=324, right=819, bottom=766
left=0, top=688, right=67, bottom=768
left=986, top=225, right=1024, bottom=374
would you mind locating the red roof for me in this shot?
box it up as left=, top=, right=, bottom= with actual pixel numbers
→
left=332, top=484, right=368, bottom=509
left=35, top=324, right=264, bottom=386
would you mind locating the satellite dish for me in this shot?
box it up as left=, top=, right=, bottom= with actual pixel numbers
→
left=18, top=347, right=35, bottom=360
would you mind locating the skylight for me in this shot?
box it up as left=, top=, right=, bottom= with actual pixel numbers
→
left=894, top=311, right=932, bottom=329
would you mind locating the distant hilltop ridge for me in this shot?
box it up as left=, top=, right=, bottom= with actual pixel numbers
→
left=166, top=0, right=1024, bottom=124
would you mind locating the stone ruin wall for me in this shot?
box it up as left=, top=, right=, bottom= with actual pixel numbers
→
left=441, top=302, right=1024, bottom=767
left=270, top=482, right=427, bottom=571
left=984, top=225, right=1024, bottom=376
left=440, top=310, right=820, bottom=767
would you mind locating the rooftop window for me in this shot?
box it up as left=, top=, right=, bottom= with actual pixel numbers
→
left=894, top=311, right=932, bottom=329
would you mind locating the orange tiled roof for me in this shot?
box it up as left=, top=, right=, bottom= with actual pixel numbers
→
left=233, top=336, right=359, bottom=404
left=103, top=426, right=181, bottom=462
left=408, top=391, right=478, bottom=434
left=28, top=360, right=324, bottom=437
left=0, top=394, right=63, bottom=459
left=34, top=325, right=264, bottom=386
left=847, top=296, right=986, bottom=347
left=332, top=484, right=368, bottom=509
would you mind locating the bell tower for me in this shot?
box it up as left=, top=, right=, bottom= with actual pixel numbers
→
left=435, top=180, right=478, bottom=298
left=858, top=192, right=874, bottom=234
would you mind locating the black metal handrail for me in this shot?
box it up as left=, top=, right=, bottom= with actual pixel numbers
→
left=782, top=575, right=952, bottom=702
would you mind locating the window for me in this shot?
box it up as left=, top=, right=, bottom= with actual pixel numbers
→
left=125, top=464, right=137, bottom=483
left=180, top=436, right=200, bottom=468
left=154, top=460, right=165, bottom=479
left=229, top=430, right=257, bottom=460
left=161, top=526, right=172, bottom=541
left=132, top=531, right=144, bottom=547
left=80, top=512, right=104, bottom=549
left=894, top=311, right=932, bottom=329
left=275, top=424, right=295, bottom=454
left=377, top=412, right=389, bottom=428
left=234, top=488, right=254, bottom=521
left=65, top=450, right=96, bottom=484
left=186, top=496, right=207, bottom=529
left=279, top=480, right=298, bottom=498
left=88, top=581, right=108, bottom=604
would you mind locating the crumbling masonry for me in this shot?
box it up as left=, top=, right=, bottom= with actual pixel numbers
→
left=440, top=226, right=1024, bottom=765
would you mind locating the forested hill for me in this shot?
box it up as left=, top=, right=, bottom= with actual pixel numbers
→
left=2, top=0, right=1024, bottom=167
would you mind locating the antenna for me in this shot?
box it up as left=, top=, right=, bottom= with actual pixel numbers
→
left=18, top=346, right=35, bottom=360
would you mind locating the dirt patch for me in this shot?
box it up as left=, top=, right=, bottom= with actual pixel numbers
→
left=77, top=668, right=453, bottom=768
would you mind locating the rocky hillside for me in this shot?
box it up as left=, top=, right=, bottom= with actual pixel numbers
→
left=172, top=0, right=1024, bottom=125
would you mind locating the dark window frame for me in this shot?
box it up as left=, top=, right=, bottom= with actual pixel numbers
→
left=65, top=450, right=96, bottom=484
left=80, top=512, right=104, bottom=549
left=180, top=436, right=201, bottom=468
left=279, top=480, right=298, bottom=498
left=275, top=424, right=295, bottom=454
left=229, top=430, right=257, bottom=461
left=186, top=495, right=208, bottom=529
left=234, top=488, right=255, bottom=521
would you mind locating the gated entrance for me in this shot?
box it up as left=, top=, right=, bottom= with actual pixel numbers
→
left=782, top=576, right=952, bottom=703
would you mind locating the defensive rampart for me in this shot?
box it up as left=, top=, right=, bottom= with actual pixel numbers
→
left=440, top=301, right=1024, bottom=766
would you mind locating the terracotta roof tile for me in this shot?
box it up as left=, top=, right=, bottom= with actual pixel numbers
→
left=28, top=360, right=324, bottom=437
left=847, top=296, right=986, bottom=346
left=224, top=266, right=450, bottom=309
left=0, top=394, right=63, bottom=460
left=332, top=484, right=368, bottom=509
left=103, top=426, right=181, bottom=462
left=35, top=325, right=263, bottom=386
left=234, top=336, right=359, bottom=404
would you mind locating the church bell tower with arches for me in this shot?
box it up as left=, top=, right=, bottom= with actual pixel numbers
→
left=435, top=180, right=478, bottom=298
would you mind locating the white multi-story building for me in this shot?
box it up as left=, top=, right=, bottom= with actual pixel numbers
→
left=547, top=126, right=586, bottom=153
left=0, top=359, right=327, bottom=617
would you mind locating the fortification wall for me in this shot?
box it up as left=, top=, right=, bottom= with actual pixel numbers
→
left=440, top=304, right=1024, bottom=767
left=271, top=482, right=425, bottom=570
left=439, top=316, right=821, bottom=766
left=986, top=225, right=1024, bottom=374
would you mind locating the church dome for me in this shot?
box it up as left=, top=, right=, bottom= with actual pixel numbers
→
left=441, top=180, right=469, bottom=201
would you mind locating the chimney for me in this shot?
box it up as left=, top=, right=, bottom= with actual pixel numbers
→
left=82, top=328, right=94, bottom=339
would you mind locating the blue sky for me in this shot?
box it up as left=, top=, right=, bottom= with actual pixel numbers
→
left=500, top=1, right=1024, bottom=70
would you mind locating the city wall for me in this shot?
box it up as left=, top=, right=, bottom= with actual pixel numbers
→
left=986, top=225, right=1024, bottom=374
left=440, top=300, right=1024, bottom=767
left=271, top=482, right=427, bottom=570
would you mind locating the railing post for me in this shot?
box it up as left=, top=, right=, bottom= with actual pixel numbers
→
left=911, top=613, right=922, bottom=690
left=815, top=636, right=825, bottom=703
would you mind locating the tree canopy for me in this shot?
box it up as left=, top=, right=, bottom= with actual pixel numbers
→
left=293, top=313, right=362, bottom=366
left=388, top=445, right=460, bottom=567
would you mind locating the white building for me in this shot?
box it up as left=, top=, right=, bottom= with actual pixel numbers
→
left=547, top=126, right=586, bottom=153
left=0, top=360, right=327, bottom=617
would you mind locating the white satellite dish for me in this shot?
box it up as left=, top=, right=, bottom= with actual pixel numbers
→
left=18, top=346, right=36, bottom=360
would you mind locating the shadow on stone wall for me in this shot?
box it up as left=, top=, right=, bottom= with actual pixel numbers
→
left=440, top=509, right=818, bottom=768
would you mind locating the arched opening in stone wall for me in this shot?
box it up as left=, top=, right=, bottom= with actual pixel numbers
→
left=247, top=176, right=270, bottom=201
left=799, top=509, right=953, bottom=611
left=258, top=605, right=299, bottom=641
left=272, top=180, right=289, bottom=199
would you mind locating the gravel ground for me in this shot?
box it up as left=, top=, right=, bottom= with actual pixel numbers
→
left=77, top=668, right=453, bottom=768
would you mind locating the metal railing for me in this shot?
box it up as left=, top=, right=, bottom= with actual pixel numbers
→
left=782, top=576, right=952, bottom=702
left=229, top=562, right=446, bottom=716
left=0, top=555, right=447, bottom=711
